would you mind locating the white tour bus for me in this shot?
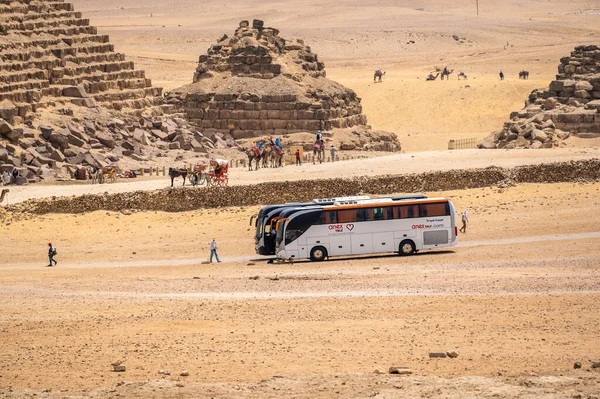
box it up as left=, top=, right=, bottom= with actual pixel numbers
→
left=251, top=195, right=428, bottom=256
left=275, top=196, right=458, bottom=261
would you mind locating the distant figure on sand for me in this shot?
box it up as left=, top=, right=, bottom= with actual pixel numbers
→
left=295, top=149, right=301, bottom=166
left=47, top=243, right=57, bottom=267
left=330, top=145, right=336, bottom=162
left=426, top=72, right=439, bottom=81
left=457, top=71, right=468, bottom=80
left=459, top=209, right=469, bottom=233
left=210, top=238, right=221, bottom=263
left=499, top=71, right=504, bottom=80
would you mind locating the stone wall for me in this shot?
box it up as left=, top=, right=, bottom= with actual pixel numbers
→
left=5, top=159, right=599, bottom=216
left=0, top=0, right=166, bottom=119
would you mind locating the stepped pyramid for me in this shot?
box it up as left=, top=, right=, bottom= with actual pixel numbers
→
left=170, top=20, right=368, bottom=138
left=482, top=45, right=600, bottom=149
left=0, top=0, right=165, bottom=122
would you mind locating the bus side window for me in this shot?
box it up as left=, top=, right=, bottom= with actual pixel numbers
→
left=420, top=204, right=428, bottom=217
left=319, top=210, right=337, bottom=224
left=356, top=208, right=368, bottom=222
left=373, top=207, right=384, bottom=221
left=338, top=209, right=356, bottom=223
left=423, top=203, right=448, bottom=217
left=407, top=205, right=419, bottom=218
left=384, top=207, right=394, bottom=220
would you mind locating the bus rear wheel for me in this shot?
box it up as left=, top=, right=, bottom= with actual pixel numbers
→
left=310, top=246, right=328, bottom=262
left=399, top=240, right=416, bottom=256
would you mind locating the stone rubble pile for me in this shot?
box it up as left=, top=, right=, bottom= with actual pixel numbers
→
left=4, top=159, right=598, bottom=218
left=480, top=45, right=600, bottom=149
left=0, top=113, right=240, bottom=183
left=169, top=20, right=369, bottom=138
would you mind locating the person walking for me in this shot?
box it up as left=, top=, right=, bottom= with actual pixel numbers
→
left=209, top=237, right=221, bottom=263
left=295, top=149, right=301, bottom=166
left=330, top=145, right=337, bottom=162
left=499, top=71, right=504, bottom=80
left=47, top=242, right=57, bottom=267
left=459, top=209, right=469, bottom=233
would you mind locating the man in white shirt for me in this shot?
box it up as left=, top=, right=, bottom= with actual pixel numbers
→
left=459, top=209, right=469, bottom=233
left=210, top=238, right=221, bottom=263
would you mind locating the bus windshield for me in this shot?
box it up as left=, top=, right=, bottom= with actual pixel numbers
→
left=276, top=219, right=286, bottom=246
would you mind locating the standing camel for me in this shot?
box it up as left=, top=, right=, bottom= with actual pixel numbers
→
left=0, top=188, right=9, bottom=205
left=313, top=140, right=325, bottom=164
left=374, top=69, right=386, bottom=83
left=246, top=146, right=263, bottom=171
left=270, top=145, right=283, bottom=168
left=440, top=68, right=454, bottom=80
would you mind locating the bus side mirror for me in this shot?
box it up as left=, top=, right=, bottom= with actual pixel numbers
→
left=249, top=215, right=257, bottom=226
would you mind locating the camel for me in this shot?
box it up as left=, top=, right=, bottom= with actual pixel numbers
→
left=246, top=146, right=264, bottom=171
left=519, top=70, right=529, bottom=79
left=426, top=72, right=440, bottom=81
left=168, top=167, right=188, bottom=187
left=313, top=140, right=325, bottom=164
left=457, top=71, right=468, bottom=80
left=440, top=68, right=454, bottom=80
left=374, top=69, right=386, bottom=83
left=269, top=144, right=284, bottom=168
left=262, top=145, right=272, bottom=168
left=0, top=188, right=9, bottom=205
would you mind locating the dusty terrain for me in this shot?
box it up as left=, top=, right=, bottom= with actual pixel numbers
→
left=1, top=182, right=600, bottom=398
left=2, top=0, right=600, bottom=397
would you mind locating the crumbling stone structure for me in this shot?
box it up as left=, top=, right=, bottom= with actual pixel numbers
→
left=0, top=0, right=164, bottom=121
left=171, top=20, right=367, bottom=138
left=481, top=45, right=600, bottom=149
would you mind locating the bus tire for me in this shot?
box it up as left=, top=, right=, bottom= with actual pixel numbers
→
left=399, top=240, right=416, bottom=256
left=310, top=246, right=328, bottom=262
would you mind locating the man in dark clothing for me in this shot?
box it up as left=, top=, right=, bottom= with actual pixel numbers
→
left=11, top=169, right=18, bottom=184
left=499, top=71, right=504, bottom=80
left=48, top=243, right=57, bottom=267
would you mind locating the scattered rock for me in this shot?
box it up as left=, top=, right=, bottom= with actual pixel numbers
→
left=180, top=370, right=189, bottom=377
left=249, top=275, right=260, bottom=280
left=446, top=350, right=459, bottom=358
left=389, top=366, right=412, bottom=375
left=429, top=352, right=447, bottom=358
left=574, top=362, right=582, bottom=369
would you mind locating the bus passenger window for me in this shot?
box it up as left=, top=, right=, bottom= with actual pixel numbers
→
left=423, top=203, right=448, bottom=217
left=337, top=209, right=356, bottom=223
left=355, top=208, right=368, bottom=222
left=384, top=207, right=394, bottom=220
left=319, top=210, right=337, bottom=224
left=373, top=207, right=384, bottom=220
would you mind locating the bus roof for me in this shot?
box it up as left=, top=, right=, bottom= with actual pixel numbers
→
left=325, top=197, right=449, bottom=211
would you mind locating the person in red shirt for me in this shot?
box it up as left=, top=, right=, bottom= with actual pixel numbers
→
left=295, top=149, right=301, bottom=166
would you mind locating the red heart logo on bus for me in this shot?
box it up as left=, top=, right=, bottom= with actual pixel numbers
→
left=346, top=224, right=355, bottom=231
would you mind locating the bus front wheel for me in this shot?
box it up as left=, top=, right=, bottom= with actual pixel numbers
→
left=399, top=240, right=416, bottom=256
left=310, top=246, right=328, bottom=262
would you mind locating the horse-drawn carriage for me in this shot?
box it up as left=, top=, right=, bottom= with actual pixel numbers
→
left=170, top=159, right=229, bottom=187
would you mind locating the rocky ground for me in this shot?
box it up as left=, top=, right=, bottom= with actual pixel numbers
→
left=1, top=182, right=599, bottom=398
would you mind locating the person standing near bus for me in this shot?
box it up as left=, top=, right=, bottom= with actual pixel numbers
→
left=459, top=209, right=469, bottom=233
left=210, top=238, right=221, bottom=263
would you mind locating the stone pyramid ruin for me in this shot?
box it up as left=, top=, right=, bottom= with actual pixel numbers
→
left=0, top=0, right=165, bottom=122
left=169, top=20, right=368, bottom=138
left=481, top=45, right=600, bottom=149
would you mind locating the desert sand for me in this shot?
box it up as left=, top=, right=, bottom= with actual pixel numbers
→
left=1, top=0, right=600, bottom=397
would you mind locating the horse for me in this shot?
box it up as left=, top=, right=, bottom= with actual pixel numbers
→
left=246, top=146, right=263, bottom=171
left=98, top=165, right=118, bottom=183
left=440, top=68, right=453, bottom=80
left=313, top=140, right=325, bottom=164
left=457, top=71, right=468, bottom=80
left=86, top=166, right=99, bottom=184
left=519, top=70, right=529, bottom=79
left=168, top=167, right=188, bottom=187
left=374, top=70, right=386, bottom=83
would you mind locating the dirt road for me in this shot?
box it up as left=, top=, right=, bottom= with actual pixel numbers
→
left=6, top=148, right=600, bottom=204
